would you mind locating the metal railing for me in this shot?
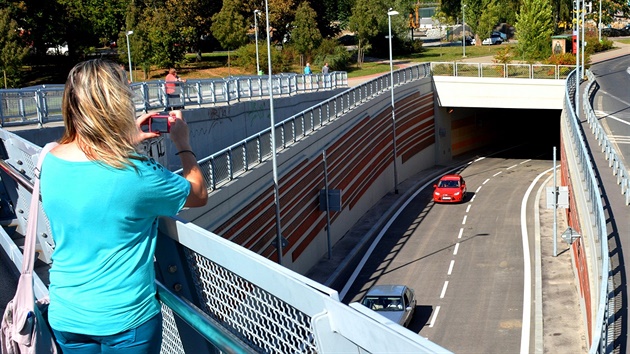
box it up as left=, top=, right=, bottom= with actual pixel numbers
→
left=180, top=63, right=432, bottom=190
left=564, top=70, right=612, bottom=354
left=0, top=72, right=347, bottom=127
left=583, top=71, right=630, bottom=205
left=431, top=62, right=573, bottom=79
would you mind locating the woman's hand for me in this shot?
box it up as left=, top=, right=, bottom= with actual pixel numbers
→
left=167, top=110, right=192, bottom=151
left=134, top=113, right=160, bottom=143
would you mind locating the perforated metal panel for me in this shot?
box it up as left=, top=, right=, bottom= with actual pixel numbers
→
left=160, top=303, right=186, bottom=354
left=186, top=249, right=318, bottom=354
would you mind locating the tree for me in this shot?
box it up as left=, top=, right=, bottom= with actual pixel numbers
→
left=348, top=0, right=382, bottom=67
left=211, top=0, right=249, bottom=70
left=291, top=2, right=322, bottom=60
left=515, top=0, right=554, bottom=61
left=166, top=0, right=220, bottom=56
left=0, top=8, right=29, bottom=88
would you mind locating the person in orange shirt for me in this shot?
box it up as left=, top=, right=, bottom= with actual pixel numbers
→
left=165, top=68, right=186, bottom=109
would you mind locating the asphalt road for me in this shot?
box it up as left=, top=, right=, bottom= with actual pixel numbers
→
left=342, top=141, right=567, bottom=353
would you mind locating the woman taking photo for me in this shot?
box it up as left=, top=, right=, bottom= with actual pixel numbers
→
left=40, top=59, right=208, bottom=353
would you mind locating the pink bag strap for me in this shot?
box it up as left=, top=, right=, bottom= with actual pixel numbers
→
left=21, top=142, right=59, bottom=275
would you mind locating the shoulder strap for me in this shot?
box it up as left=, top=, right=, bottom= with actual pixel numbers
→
left=21, top=142, right=59, bottom=275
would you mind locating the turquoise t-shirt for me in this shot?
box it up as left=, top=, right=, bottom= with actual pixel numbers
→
left=40, top=154, right=190, bottom=335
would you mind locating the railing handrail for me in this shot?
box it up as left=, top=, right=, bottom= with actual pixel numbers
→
left=177, top=63, right=432, bottom=190
left=564, top=70, right=612, bottom=354
left=431, top=62, right=574, bottom=79
left=0, top=72, right=348, bottom=127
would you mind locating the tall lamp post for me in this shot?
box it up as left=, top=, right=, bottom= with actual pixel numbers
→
left=125, top=30, right=134, bottom=82
left=264, top=0, right=285, bottom=264
left=254, top=10, right=261, bottom=75
left=462, top=4, right=467, bottom=57
left=388, top=8, right=399, bottom=194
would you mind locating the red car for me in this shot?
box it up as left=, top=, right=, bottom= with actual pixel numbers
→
left=433, top=174, right=467, bottom=203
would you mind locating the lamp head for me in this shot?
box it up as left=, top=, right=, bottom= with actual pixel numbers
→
left=254, top=9, right=260, bottom=14
left=387, top=9, right=399, bottom=16
left=126, top=30, right=134, bottom=35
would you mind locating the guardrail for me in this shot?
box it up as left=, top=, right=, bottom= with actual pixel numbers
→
left=0, top=72, right=347, bottom=127
left=564, top=70, right=612, bottom=354
left=182, top=63, right=432, bottom=190
left=431, top=62, right=573, bottom=79
left=583, top=71, right=630, bottom=205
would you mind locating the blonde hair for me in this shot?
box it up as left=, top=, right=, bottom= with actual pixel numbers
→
left=60, top=59, right=140, bottom=169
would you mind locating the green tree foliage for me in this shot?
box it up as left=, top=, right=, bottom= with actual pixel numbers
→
left=348, top=0, right=383, bottom=67
left=313, top=38, right=351, bottom=71
left=309, top=0, right=341, bottom=38
left=165, top=0, right=219, bottom=54
left=0, top=8, right=29, bottom=87
left=120, top=2, right=187, bottom=79
left=515, top=0, right=554, bottom=61
left=460, top=0, right=502, bottom=45
left=211, top=0, right=249, bottom=70
left=291, top=2, right=322, bottom=58
left=211, top=0, right=249, bottom=51
left=234, top=41, right=292, bottom=73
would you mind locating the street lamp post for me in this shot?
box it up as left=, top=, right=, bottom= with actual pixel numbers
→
left=126, top=30, right=134, bottom=82
left=462, top=4, right=467, bottom=57
left=388, top=8, right=399, bottom=194
left=254, top=10, right=261, bottom=75
left=264, top=0, right=285, bottom=264
left=598, top=0, right=602, bottom=42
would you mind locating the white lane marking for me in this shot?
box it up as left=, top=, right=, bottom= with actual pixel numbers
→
left=471, top=195, right=476, bottom=202
left=507, top=164, right=518, bottom=170
left=447, top=260, right=455, bottom=275
left=474, top=157, right=486, bottom=162
left=466, top=205, right=471, bottom=213
left=339, top=164, right=469, bottom=299
left=594, top=110, right=630, bottom=127
left=608, top=135, right=630, bottom=144
left=483, top=178, right=490, bottom=185
left=519, top=167, right=554, bottom=354
left=475, top=186, right=482, bottom=193
left=453, top=243, right=459, bottom=255
left=493, top=171, right=502, bottom=177
left=458, top=228, right=464, bottom=239
left=462, top=215, right=467, bottom=225
left=520, top=159, right=531, bottom=165
left=429, top=306, right=441, bottom=327
left=440, top=281, right=449, bottom=298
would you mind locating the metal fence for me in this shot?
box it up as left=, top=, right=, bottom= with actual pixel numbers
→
left=180, top=63, right=432, bottom=190
left=0, top=72, right=347, bottom=127
left=564, top=70, right=612, bottom=354
left=583, top=71, right=630, bottom=205
left=430, top=62, right=573, bottom=79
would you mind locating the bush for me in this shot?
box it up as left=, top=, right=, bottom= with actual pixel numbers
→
left=234, top=42, right=294, bottom=75
left=313, top=38, right=352, bottom=72
left=544, top=53, right=576, bottom=65
left=493, top=46, right=513, bottom=64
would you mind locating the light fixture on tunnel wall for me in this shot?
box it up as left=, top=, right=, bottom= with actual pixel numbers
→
left=448, top=108, right=454, bottom=114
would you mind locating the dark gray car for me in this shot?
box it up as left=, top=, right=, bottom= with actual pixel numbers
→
left=360, top=284, right=417, bottom=327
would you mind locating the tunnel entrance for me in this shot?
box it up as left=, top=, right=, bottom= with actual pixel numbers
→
left=451, top=107, right=562, bottom=161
